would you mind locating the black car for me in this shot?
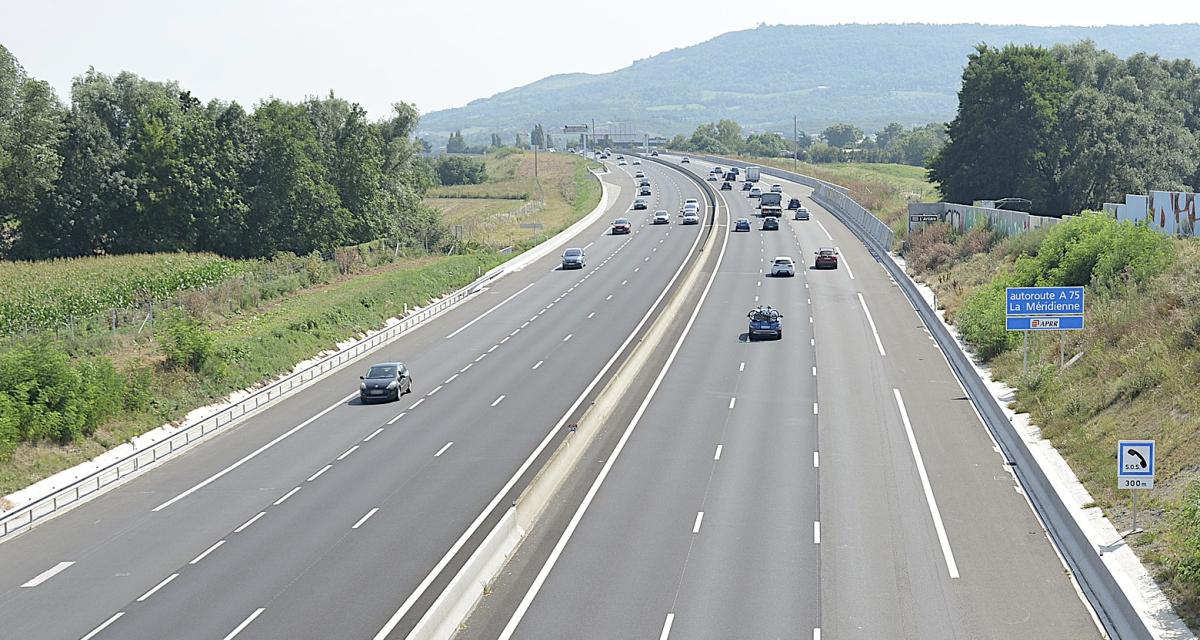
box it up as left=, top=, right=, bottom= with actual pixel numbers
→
left=742, top=182, right=753, bottom=191
left=734, top=218, right=751, bottom=232
left=720, top=182, right=733, bottom=191
left=360, top=362, right=412, bottom=402
left=639, top=187, right=652, bottom=196
left=762, top=217, right=779, bottom=231
left=788, top=198, right=802, bottom=210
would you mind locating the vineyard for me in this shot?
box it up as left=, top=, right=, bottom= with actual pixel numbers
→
left=0, top=253, right=251, bottom=334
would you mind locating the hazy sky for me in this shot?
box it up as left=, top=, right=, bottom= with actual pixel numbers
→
left=0, top=0, right=1191, bottom=119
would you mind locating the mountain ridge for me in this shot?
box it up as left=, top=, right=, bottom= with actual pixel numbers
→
left=417, top=23, right=1200, bottom=143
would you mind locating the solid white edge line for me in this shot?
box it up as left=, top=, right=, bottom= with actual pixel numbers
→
left=893, top=388, right=960, bottom=579
left=496, top=181, right=730, bottom=639
left=222, top=607, right=265, bottom=640
left=152, top=391, right=357, bottom=511
left=692, top=511, right=705, bottom=534
left=714, top=444, right=723, bottom=460
left=434, top=442, right=454, bottom=457
left=234, top=511, right=266, bottom=533
left=364, top=427, right=384, bottom=442
left=373, top=162, right=714, bottom=640
left=273, top=486, right=302, bottom=505
left=136, top=572, right=178, bottom=602
left=189, top=539, right=225, bottom=565
left=660, top=613, right=675, bottom=640
left=857, top=292, right=887, bottom=357
left=353, top=508, right=380, bottom=529
left=445, top=282, right=537, bottom=339
left=336, top=445, right=359, bottom=461
left=79, top=612, right=124, bottom=640
left=815, top=219, right=834, bottom=241
left=21, top=561, right=75, bottom=587
left=836, top=247, right=855, bottom=279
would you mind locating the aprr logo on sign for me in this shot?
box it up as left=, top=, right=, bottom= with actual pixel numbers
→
left=1029, top=318, right=1060, bottom=329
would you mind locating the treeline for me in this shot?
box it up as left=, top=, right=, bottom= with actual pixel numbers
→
left=444, top=124, right=556, bottom=154
left=930, top=42, right=1200, bottom=214
left=666, top=119, right=945, bottom=166
left=0, top=45, right=441, bottom=260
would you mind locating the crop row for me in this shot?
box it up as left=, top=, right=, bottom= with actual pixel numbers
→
left=0, top=253, right=251, bottom=334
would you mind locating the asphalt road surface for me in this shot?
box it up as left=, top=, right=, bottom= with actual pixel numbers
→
left=459, top=157, right=1101, bottom=640
left=0, top=158, right=710, bottom=640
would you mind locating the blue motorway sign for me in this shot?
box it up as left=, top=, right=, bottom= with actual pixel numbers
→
left=1006, top=287, right=1085, bottom=316
left=1117, top=440, right=1155, bottom=489
left=1005, top=316, right=1085, bottom=331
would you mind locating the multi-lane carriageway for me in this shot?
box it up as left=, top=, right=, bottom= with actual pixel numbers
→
left=0, top=154, right=1100, bottom=639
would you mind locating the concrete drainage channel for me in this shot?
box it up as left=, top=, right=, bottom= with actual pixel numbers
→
left=402, top=158, right=724, bottom=640
left=0, top=168, right=613, bottom=544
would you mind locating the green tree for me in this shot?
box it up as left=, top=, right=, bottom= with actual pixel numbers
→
left=435, top=156, right=487, bottom=185
left=0, top=45, right=65, bottom=245
left=875, top=122, right=906, bottom=149
left=248, top=99, right=350, bottom=256
left=446, top=130, right=468, bottom=153
left=928, top=44, right=1073, bottom=211
left=822, top=123, right=863, bottom=148
left=530, top=123, right=544, bottom=148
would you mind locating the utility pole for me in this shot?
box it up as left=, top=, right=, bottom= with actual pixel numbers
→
left=794, top=115, right=799, bottom=171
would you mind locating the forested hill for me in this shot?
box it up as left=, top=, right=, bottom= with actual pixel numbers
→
left=417, top=23, right=1200, bottom=142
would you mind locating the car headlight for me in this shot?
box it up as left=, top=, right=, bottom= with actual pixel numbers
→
left=387, top=380, right=398, bottom=389
left=360, top=382, right=367, bottom=390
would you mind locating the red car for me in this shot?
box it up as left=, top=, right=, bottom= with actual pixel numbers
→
left=814, top=247, right=839, bottom=269
left=612, top=218, right=632, bottom=234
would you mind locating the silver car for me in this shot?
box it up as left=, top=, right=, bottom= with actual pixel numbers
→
left=562, top=247, right=586, bottom=269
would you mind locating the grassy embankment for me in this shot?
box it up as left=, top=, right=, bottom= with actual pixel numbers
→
left=0, top=150, right=599, bottom=499
left=426, top=149, right=601, bottom=250
left=734, top=156, right=937, bottom=240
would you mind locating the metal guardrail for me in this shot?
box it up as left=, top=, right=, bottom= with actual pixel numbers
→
left=689, top=154, right=896, bottom=250
left=0, top=275, right=496, bottom=540
left=808, top=169, right=1150, bottom=639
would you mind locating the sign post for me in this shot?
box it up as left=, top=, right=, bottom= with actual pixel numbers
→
left=1005, top=286, right=1086, bottom=374
left=1117, top=440, right=1155, bottom=535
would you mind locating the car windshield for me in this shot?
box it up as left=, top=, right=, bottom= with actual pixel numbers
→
left=366, top=365, right=396, bottom=378
left=615, top=219, right=629, bottom=224
left=565, top=249, right=582, bottom=257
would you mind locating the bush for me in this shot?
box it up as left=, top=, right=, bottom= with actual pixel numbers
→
left=160, top=311, right=215, bottom=372
left=436, top=156, right=488, bottom=186
left=955, top=281, right=1016, bottom=360
left=0, top=343, right=87, bottom=444
left=1031, top=212, right=1174, bottom=287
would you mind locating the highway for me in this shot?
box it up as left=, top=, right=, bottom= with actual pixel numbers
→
left=460, top=157, right=1102, bottom=639
left=0, top=158, right=710, bottom=639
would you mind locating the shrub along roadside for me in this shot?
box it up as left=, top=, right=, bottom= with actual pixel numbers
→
left=903, top=214, right=1200, bottom=626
